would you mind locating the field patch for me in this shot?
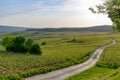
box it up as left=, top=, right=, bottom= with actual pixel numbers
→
left=66, top=33, right=120, bottom=80
left=0, top=32, right=111, bottom=79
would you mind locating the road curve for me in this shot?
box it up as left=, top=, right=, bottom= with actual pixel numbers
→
left=25, top=39, right=116, bottom=80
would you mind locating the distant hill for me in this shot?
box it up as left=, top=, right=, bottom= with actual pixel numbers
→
left=0, top=25, right=26, bottom=32
left=26, top=25, right=113, bottom=32
left=0, top=25, right=113, bottom=33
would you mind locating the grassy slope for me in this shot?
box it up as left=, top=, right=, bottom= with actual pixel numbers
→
left=66, top=66, right=116, bottom=80
left=67, top=67, right=120, bottom=80
left=0, top=32, right=111, bottom=79
left=67, top=33, right=120, bottom=80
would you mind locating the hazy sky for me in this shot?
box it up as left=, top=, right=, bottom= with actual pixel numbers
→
left=0, top=0, right=112, bottom=28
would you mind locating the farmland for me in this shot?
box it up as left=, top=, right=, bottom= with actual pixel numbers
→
left=0, top=31, right=113, bottom=79
left=67, top=34, right=120, bottom=80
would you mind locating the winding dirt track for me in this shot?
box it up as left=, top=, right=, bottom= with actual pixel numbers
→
left=25, top=39, right=116, bottom=80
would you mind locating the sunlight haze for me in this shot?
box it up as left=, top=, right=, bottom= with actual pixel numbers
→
left=0, top=0, right=112, bottom=28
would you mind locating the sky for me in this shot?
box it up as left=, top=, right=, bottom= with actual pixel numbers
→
left=0, top=0, right=112, bottom=28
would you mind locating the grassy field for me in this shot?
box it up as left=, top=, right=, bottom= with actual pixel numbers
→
left=67, top=33, right=120, bottom=80
left=0, top=31, right=112, bottom=79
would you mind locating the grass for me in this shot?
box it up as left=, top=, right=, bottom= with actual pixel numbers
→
left=66, top=66, right=115, bottom=80
left=66, top=66, right=120, bottom=80
left=67, top=33, right=120, bottom=80
left=97, top=36, right=120, bottom=68
left=0, top=32, right=112, bottom=79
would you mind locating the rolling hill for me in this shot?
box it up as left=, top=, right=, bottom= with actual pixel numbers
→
left=0, top=25, right=26, bottom=32
left=0, top=25, right=113, bottom=33
left=26, top=25, right=113, bottom=32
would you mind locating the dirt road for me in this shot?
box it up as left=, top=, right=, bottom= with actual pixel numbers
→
left=25, top=39, right=116, bottom=80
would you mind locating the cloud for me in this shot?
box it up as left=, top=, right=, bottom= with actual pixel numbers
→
left=0, top=0, right=112, bottom=28
left=32, top=0, right=81, bottom=11
left=0, top=0, right=99, bottom=17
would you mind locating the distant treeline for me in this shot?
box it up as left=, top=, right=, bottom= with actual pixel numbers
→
left=26, top=25, right=112, bottom=32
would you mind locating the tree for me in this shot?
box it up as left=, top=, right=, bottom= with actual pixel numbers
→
left=89, top=0, right=120, bottom=32
left=29, top=43, right=41, bottom=55
left=26, top=39, right=33, bottom=46
left=2, top=36, right=12, bottom=48
left=12, top=36, right=27, bottom=53
left=26, top=39, right=33, bottom=51
left=2, top=35, right=42, bottom=55
left=2, top=36, right=27, bottom=53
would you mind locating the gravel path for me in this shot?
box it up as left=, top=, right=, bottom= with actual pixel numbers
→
left=25, top=39, right=116, bottom=80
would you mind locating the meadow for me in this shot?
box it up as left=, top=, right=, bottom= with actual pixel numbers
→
left=0, top=31, right=112, bottom=79
left=67, top=33, right=120, bottom=80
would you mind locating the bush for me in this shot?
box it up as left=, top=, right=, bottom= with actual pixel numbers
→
left=26, top=39, right=33, bottom=46
left=7, top=75, right=21, bottom=80
left=3, top=36, right=27, bottom=53
left=29, top=43, right=42, bottom=55
left=72, top=38, right=76, bottom=42
left=2, top=35, right=42, bottom=55
left=41, top=41, right=46, bottom=45
left=0, top=75, right=21, bottom=80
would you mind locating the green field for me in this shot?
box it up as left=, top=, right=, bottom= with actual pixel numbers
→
left=0, top=31, right=113, bottom=79
left=67, top=34, right=120, bottom=80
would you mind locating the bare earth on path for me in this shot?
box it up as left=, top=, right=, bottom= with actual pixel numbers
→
left=25, top=39, right=116, bottom=80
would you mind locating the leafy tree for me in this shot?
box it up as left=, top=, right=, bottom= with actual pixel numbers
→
left=2, top=36, right=27, bottom=53
left=89, top=0, right=120, bottom=32
left=26, top=39, right=33, bottom=46
left=2, top=36, right=13, bottom=47
left=29, top=43, right=41, bottom=55
left=26, top=39, right=33, bottom=51
left=2, top=35, right=41, bottom=55
left=12, top=36, right=27, bottom=53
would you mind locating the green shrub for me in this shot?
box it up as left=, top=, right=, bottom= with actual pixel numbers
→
left=7, top=75, right=21, bottom=80
left=26, top=39, right=33, bottom=47
left=41, top=41, right=46, bottom=45
left=2, top=35, right=41, bottom=55
left=0, top=75, right=21, bottom=80
left=72, top=38, right=76, bottom=42
left=29, top=43, right=41, bottom=55
left=2, top=36, right=27, bottom=53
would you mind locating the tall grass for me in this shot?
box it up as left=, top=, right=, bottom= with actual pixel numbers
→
left=97, top=35, right=120, bottom=68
